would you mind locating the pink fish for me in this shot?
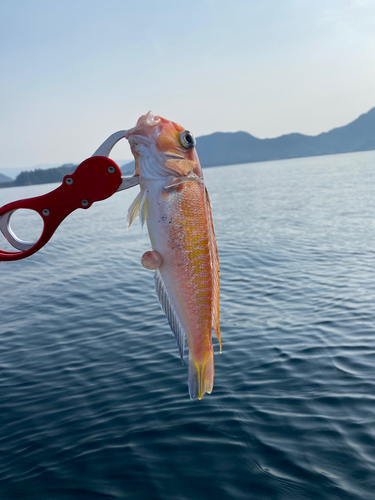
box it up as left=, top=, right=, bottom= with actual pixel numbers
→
left=126, top=112, right=221, bottom=399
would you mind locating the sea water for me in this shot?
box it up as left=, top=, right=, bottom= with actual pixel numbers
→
left=1, top=151, right=375, bottom=499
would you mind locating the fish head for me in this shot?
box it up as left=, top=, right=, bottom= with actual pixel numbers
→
left=125, top=111, right=203, bottom=180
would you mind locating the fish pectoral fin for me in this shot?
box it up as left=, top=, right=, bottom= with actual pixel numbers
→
left=154, top=269, right=185, bottom=359
left=127, top=190, right=148, bottom=229
left=164, top=174, right=204, bottom=189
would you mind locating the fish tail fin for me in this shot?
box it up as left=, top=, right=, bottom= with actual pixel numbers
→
left=188, top=350, right=214, bottom=400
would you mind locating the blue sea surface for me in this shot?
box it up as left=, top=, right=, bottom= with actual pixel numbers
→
left=1, top=151, right=375, bottom=499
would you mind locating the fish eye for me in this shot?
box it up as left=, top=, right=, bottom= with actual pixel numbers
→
left=179, top=130, right=196, bottom=149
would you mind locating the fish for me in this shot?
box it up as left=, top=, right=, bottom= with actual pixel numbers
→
left=125, top=111, right=221, bottom=400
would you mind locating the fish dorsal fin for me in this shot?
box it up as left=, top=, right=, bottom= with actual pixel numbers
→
left=127, top=190, right=148, bottom=229
left=205, top=187, right=221, bottom=352
left=154, top=269, right=185, bottom=359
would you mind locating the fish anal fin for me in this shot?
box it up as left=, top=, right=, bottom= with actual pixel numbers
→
left=154, top=269, right=185, bottom=359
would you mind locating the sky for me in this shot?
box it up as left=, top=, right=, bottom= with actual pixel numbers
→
left=1, top=0, right=375, bottom=174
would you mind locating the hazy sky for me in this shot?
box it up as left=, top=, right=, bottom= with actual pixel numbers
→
left=1, top=0, right=374, bottom=171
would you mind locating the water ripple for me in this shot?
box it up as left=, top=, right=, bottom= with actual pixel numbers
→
left=1, top=152, right=375, bottom=499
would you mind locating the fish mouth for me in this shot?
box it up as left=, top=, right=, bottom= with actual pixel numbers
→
left=140, top=110, right=160, bottom=128
left=125, top=111, right=160, bottom=143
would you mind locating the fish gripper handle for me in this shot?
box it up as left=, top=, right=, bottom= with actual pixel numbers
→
left=0, top=156, right=122, bottom=261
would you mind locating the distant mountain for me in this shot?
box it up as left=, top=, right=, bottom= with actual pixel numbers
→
left=196, top=107, right=375, bottom=167
left=0, top=164, right=77, bottom=188
left=27, top=163, right=63, bottom=170
left=1, top=107, right=375, bottom=189
left=0, top=162, right=135, bottom=189
left=0, top=173, right=13, bottom=184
